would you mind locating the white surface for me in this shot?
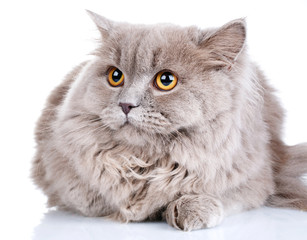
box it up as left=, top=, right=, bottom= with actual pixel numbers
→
left=0, top=0, right=307, bottom=239
left=32, top=208, right=307, bottom=240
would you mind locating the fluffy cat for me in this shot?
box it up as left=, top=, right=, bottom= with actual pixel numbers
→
left=31, top=10, right=307, bottom=231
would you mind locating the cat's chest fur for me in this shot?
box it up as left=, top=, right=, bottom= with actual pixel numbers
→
left=52, top=116, right=263, bottom=221
left=59, top=133, right=192, bottom=207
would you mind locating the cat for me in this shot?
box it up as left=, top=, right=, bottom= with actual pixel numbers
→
left=31, top=10, right=307, bottom=231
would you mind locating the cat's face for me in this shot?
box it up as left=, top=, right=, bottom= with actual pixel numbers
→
left=61, top=12, right=246, bottom=145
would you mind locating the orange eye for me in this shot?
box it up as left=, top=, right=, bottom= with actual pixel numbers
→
left=155, top=71, right=178, bottom=91
left=108, top=67, right=124, bottom=87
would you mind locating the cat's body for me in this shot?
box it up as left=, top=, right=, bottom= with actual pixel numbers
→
left=32, top=11, right=307, bottom=231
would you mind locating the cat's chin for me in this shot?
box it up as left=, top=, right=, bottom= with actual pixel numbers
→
left=115, top=122, right=148, bottom=146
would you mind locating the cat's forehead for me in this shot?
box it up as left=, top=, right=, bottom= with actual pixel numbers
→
left=103, top=24, right=201, bottom=76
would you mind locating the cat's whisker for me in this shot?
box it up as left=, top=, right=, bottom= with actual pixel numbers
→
left=67, top=123, right=110, bottom=146
left=173, top=129, right=186, bottom=145
left=38, top=110, right=101, bottom=132
left=53, top=117, right=103, bottom=141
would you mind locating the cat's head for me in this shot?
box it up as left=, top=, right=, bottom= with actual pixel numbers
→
left=60, top=11, right=246, bottom=145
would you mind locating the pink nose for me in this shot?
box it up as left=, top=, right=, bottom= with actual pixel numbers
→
left=119, top=102, right=137, bottom=115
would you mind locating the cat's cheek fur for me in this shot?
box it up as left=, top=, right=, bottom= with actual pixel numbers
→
left=155, top=92, right=204, bottom=130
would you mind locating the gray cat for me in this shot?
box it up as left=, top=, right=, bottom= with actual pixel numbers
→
left=31, top=11, right=307, bottom=231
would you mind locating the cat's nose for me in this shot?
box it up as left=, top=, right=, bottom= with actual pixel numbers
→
left=119, top=102, right=137, bottom=115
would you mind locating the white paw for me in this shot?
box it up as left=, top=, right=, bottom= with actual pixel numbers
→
left=165, top=195, right=224, bottom=231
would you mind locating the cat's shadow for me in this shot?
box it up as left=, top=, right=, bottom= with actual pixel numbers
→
left=32, top=209, right=227, bottom=240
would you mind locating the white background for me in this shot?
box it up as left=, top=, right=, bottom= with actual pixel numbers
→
left=0, top=0, right=307, bottom=239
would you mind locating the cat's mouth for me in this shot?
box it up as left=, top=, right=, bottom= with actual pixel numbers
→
left=121, top=117, right=139, bottom=130
left=117, top=116, right=146, bottom=134
left=113, top=109, right=174, bottom=135
left=122, top=120, right=131, bottom=127
left=117, top=115, right=134, bottom=129
left=119, top=117, right=171, bottom=136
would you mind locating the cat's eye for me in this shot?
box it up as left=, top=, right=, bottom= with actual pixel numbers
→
left=154, top=71, right=178, bottom=91
left=108, top=67, right=124, bottom=87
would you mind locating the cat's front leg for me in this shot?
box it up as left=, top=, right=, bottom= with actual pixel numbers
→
left=165, top=195, right=224, bottom=231
left=165, top=170, right=273, bottom=231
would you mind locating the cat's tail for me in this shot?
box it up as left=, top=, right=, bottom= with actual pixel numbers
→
left=266, top=143, right=307, bottom=211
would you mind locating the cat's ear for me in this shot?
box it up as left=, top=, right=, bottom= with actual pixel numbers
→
left=200, top=19, right=246, bottom=67
left=86, top=10, right=112, bottom=38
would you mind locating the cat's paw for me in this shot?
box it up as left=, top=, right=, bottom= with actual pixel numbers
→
left=165, top=195, right=224, bottom=231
